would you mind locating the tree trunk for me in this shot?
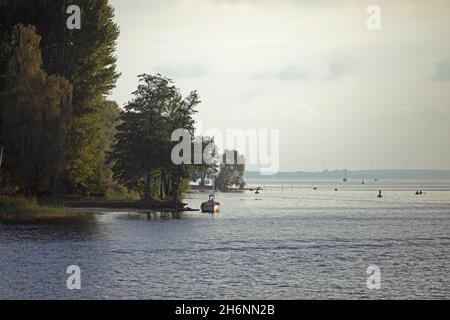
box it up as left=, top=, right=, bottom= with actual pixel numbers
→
left=159, top=173, right=164, bottom=199
left=144, top=172, right=151, bottom=200
left=200, top=172, right=206, bottom=187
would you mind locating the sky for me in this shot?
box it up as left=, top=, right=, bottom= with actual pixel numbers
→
left=108, top=0, right=450, bottom=172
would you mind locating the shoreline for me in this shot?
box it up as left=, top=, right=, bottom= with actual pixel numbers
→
left=0, top=197, right=200, bottom=221
left=63, top=200, right=199, bottom=212
left=0, top=206, right=200, bottom=222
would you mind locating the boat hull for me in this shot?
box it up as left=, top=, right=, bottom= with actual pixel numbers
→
left=201, top=203, right=220, bottom=213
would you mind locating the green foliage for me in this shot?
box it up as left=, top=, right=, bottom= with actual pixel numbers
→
left=0, top=24, right=72, bottom=196
left=0, top=3, right=239, bottom=201
left=0, top=0, right=120, bottom=193
left=0, top=196, right=66, bottom=215
left=84, top=100, right=121, bottom=197
left=109, top=74, right=199, bottom=201
left=215, top=150, right=246, bottom=191
left=190, top=137, right=219, bottom=186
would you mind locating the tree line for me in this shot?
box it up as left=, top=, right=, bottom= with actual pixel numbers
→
left=0, top=0, right=245, bottom=202
left=108, top=73, right=246, bottom=201
left=0, top=0, right=120, bottom=197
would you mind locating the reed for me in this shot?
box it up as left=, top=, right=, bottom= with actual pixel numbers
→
left=0, top=196, right=68, bottom=218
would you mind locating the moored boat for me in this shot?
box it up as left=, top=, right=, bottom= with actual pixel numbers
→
left=201, top=195, right=220, bottom=213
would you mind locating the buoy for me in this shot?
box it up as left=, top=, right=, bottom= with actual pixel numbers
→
left=377, top=190, right=383, bottom=198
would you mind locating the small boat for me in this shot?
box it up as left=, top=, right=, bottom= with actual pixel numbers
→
left=201, top=179, right=220, bottom=213
left=201, top=195, right=220, bottom=213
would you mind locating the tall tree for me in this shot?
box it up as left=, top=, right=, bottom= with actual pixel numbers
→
left=0, top=0, right=120, bottom=193
left=109, top=74, right=199, bottom=202
left=0, top=24, right=72, bottom=196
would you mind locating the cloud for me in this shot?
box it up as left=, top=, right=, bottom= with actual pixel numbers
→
left=279, top=103, right=320, bottom=122
left=212, top=0, right=345, bottom=7
left=277, top=65, right=309, bottom=81
left=253, top=65, right=309, bottom=81
left=432, top=60, right=450, bottom=81
left=299, top=103, right=320, bottom=121
left=327, top=51, right=355, bottom=80
left=154, top=63, right=211, bottom=79
left=254, top=53, right=355, bottom=82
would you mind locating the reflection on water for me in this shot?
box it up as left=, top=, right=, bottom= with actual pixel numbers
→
left=0, top=213, right=96, bottom=225
left=0, top=179, right=449, bottom=299
left=116, top=211, right=187, bottom=220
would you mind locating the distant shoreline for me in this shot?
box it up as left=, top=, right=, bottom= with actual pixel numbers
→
left=245, top=169, right=450, bottom=180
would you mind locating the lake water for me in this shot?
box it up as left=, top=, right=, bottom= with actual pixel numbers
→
left=1, top=179, right=449, bottom=299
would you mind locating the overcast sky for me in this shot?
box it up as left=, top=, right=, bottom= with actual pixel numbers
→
left=108, top=0, right=450, bottom=172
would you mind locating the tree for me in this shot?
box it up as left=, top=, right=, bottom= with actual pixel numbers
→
left=0, top=24, right=72, bottom=196
left=191, top=137, right=219, bottom=187
left=0, top=0, right=120, bottom=193
left=215, top=150, right=246, bottom=191
left=108, top=74, right=199, bottom=202
left=84, top=100, right=122, bottom=197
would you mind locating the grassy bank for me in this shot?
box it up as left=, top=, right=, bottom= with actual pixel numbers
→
left=0, top=196, right=75, bottom=220
left=0, top=196, right=197, bottom=221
